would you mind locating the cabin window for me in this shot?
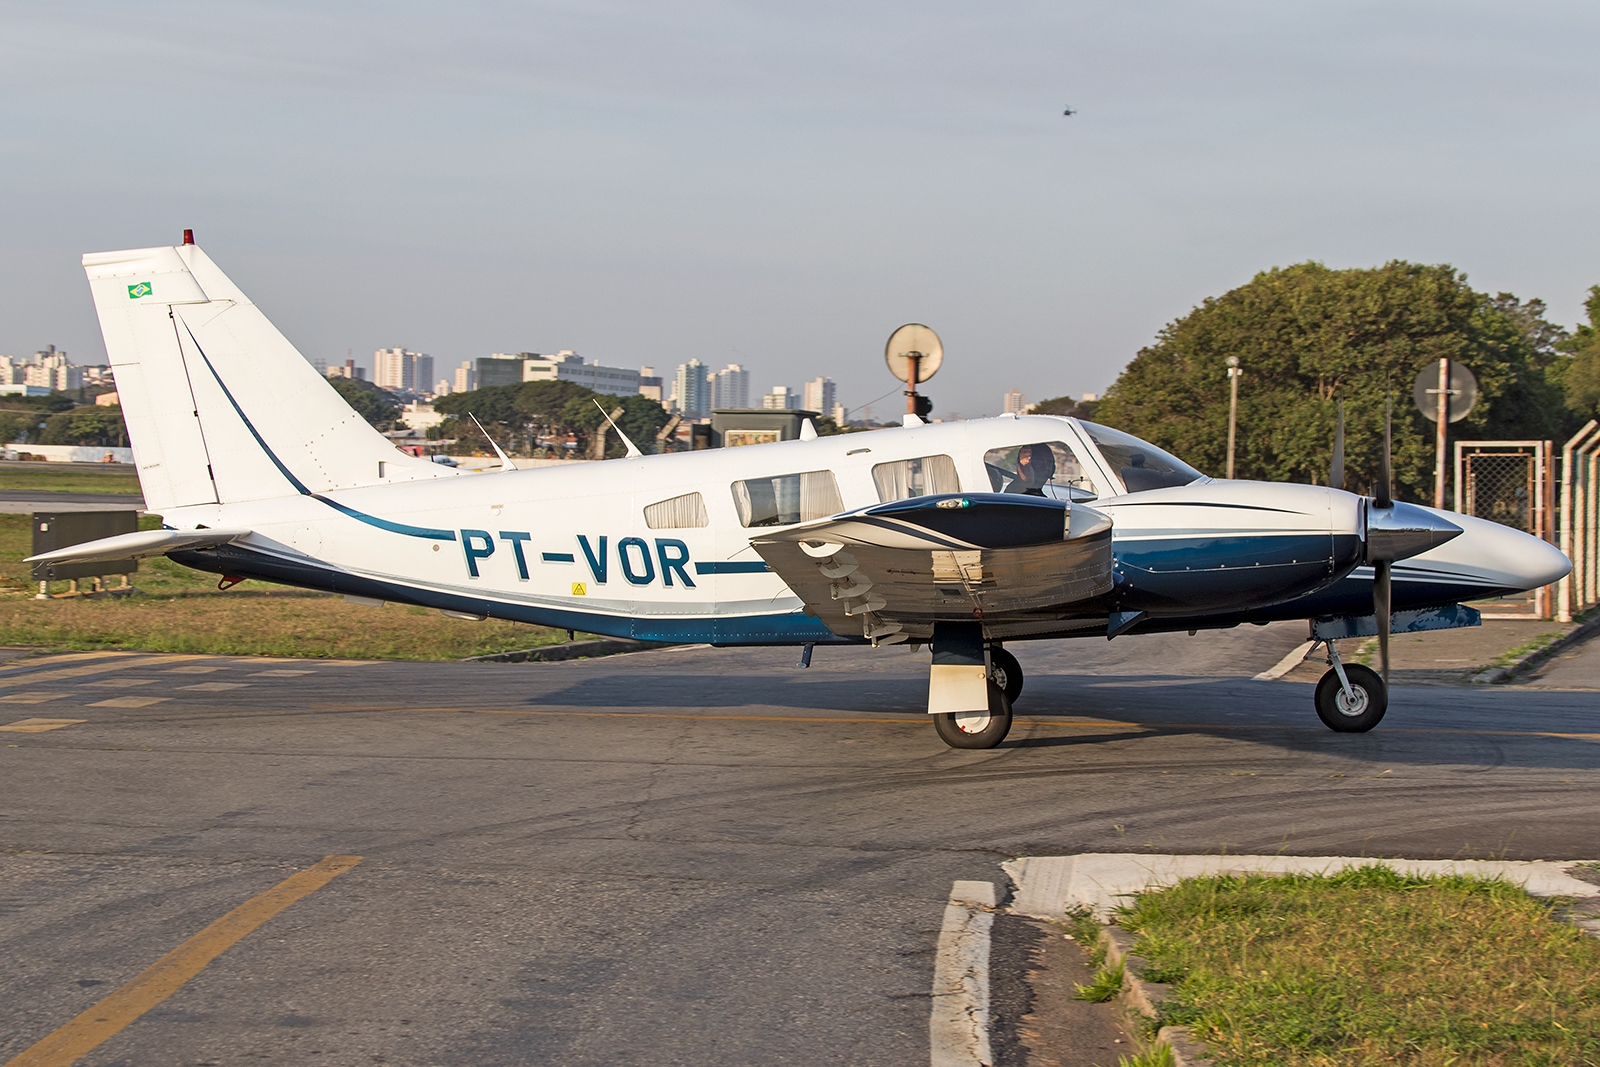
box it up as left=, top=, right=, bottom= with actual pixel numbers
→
left=984, top=441, right=1097, bottom=500
left=871, top=454, right=961, bottom=502
left=644, top=492, right=709, bottom=529
left=731, top=470, right=844, bottom=527
left=1079, top=422, right=1204, bottom=493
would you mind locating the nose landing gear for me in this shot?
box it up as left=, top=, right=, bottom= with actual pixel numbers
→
left=1312, top=639, right=1387, bottom=732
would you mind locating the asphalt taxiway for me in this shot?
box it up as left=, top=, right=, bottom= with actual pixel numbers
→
left=2, top=624, right=1598, bottom=1065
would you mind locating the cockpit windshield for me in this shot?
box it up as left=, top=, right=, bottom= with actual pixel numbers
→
left=1079, top=422, right=1206, bottom=494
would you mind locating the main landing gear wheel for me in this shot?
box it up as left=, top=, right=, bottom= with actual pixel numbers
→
left=988, top=647, right=1023, bottom=705
left=933, top=681, right=1014, bottom=749
left=1314, top=664, right=1387, bottom=732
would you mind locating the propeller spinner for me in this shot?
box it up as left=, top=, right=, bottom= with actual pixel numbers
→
left=1349, top=398, right=1463, bottom=683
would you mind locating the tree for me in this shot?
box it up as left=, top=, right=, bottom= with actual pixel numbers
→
left=1093, top=261, right=1571, bottom=501
left=558, top=391, right=670, bottom=458
left=0, top=410, right=42, bottom=445
left=1029, top=395, right=1100, bottom=420
left=518, top=380, right=601, bottom=451
left=327, top=377, right=402, bottom=431
left=39, top=405, right=128, bottom=447
left=1558, top=286, right=1600, bottom=421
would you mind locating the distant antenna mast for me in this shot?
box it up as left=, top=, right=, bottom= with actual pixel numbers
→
left=592, top=399, right=643, bottom=458
left=468, top=413, right=516, bottom=472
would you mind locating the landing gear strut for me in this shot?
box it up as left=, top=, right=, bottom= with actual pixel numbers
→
left=1312, top=639, right=1387, bottom=732
left=929, top=623, right=1014, bottom=750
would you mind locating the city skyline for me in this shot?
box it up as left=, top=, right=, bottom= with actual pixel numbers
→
left=7, top=5, right=1594, bottom=418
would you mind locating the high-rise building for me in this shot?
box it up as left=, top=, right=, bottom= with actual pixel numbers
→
left=803, top=377, right=835, bottom=416
left=26, top=345, right=82, bottom=390
left=521, top=351, right=640, bottom=395
left=638, top=367, right=664, bottom=404
left=374, top=348, right=433, bottom=394
left=453, top=361, right=476, bottom=393
left=328, top=359, right=366, bottom=381
left=477, top=355, right=525, bottom=389
left=673, top=359, right=709, bottom=417
left=1003, top=388, right=1027, bottom=415
left=762, top=385, right=796, bottom=410
left=711, top=364, right=749, bottom=409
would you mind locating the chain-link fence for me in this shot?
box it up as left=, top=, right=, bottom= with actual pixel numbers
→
left=1454, top=441, right=1553, bottom=618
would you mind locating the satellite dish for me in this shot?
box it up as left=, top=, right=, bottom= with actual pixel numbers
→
left=1412, top=362, right=1478, bottom=424
left=885, top=324, right=943, bottom=386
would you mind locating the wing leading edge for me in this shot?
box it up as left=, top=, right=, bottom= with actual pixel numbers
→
left=752, top=493, right=1113, bottom=645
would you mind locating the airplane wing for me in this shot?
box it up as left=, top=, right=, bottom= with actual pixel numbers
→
left=751, top=494, right=1112, bottom=643
left=25, top=528, right=252, bottom=567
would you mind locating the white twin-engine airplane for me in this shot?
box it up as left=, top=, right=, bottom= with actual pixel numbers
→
left=33, top=240, right=1571, bottom=749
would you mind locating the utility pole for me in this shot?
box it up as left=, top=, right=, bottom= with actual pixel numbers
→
left=1225, top=356, right=1241, bottom=479
left=1434, top=357, right=1450, bottom=509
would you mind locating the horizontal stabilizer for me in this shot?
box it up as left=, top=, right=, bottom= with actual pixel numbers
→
left=26, top=528, right=251, bottom=566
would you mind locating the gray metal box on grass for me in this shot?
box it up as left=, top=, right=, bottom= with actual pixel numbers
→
left=30, top=511, right=138, bottom=582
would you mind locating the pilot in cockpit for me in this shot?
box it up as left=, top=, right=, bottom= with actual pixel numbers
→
left=1004, top=443, right=1055, bottom=496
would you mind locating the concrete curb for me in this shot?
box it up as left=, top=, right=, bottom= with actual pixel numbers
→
left=1470, top=610, right=1600, bottom=684
left=1011, top=854, right=1600, bottom=1066
left=1098, top=927, right=1212, bottom=1067
left=463, top=638, right=671, bottom=663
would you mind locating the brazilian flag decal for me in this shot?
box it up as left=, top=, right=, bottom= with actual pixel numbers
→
left=127, top=281, right=153, bottom=299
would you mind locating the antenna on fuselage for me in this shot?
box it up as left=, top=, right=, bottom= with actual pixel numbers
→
left=592, top=400, right=643, bottom=458
left=468, top=413, right=516, bottom=472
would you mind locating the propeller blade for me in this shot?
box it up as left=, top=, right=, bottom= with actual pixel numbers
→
left=1375, top=397, right=1392, bottom=509
left=1330, top=401, right=1345, bottom=491
left=1374, top=558, right=1391, bottom=687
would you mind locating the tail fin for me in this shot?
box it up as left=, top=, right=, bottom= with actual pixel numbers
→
left=83, top=242, right=453, bottom=512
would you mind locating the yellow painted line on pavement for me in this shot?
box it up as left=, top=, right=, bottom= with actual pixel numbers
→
left=0, top=718, right=85, bottom=733
left=0, top=652, right=132, bottom=674
left=3, top=854, right=362, bottom=1067
left=0, top=655, right=206, bottom=690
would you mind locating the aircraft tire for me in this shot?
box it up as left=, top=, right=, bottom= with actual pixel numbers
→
left=989, top=647, right=1024, bottom=705
left=933, top=682, right=1013, bottom=749
left=1314, top=664, right=1387, bottom=732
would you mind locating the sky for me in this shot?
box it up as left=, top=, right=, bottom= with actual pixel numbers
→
left=1, top=1, right=1597, bottom=419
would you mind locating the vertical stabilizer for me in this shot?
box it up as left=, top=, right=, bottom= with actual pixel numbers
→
left=83, top=243, right=454, bottom=512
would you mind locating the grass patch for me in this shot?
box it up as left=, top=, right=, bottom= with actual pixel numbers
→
left=1063, top=904, right=1108, bottom=966
left=1117, top=1046, right=1174, bottom=1067
left=0, top=464, right=143, bottom=495
left=1117, top=865, right=1600, bottom=1066
left=1073, top=959, right=1124, bottom=1003
left=0, top=513, right=573, bottom=660
left=1488, top=632, right=1567, bottom=671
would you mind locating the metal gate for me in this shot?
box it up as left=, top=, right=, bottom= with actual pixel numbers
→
left=1561, top=421, right=1600, bottom=622
left=1454, top=440, right=1554, bottom=618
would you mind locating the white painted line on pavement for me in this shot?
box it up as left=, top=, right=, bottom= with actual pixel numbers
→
left=1253, top=640, right=1315, bottom=681
left=930, top=880, right=995, bottom=1067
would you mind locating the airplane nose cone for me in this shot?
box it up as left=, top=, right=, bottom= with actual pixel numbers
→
left=1365, top=501, right=1463, bottom=563
left=1519, top=531, right=1573, bottom=587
